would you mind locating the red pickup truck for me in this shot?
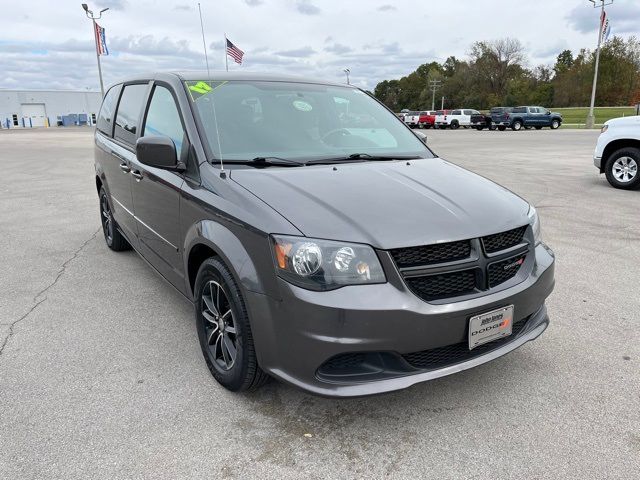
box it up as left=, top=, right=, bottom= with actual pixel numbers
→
left=417, top=111, right=436, bottom=129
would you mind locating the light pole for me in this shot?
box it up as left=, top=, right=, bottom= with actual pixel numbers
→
left=343, top=68, right=350, bottom=85
left=429, top=79, right=442, bottom=111
left=586, top=0, right=613, bottom=129
left=82, top=3, right=109, bottom=97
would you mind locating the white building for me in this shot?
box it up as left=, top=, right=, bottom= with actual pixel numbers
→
left=0, top=89, right=102, bottom=128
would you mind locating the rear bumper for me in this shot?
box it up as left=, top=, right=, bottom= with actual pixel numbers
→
left=246, top=243, right=555, bottom=397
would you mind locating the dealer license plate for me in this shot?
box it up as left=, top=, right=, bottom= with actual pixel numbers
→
left=468, top=305, right=514, bottom=350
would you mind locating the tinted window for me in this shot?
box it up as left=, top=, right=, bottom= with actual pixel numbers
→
left=512, top=107, right=527, bottom=113
left=114, top=84, right=148, bottom=146
left=452, top=110, right=461, bottom=115
left=96, top=85, right=120, bottom=136
left=143, top=86, right=186, bottom=157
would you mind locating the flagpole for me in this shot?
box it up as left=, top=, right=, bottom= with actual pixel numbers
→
left=82, top=4, right=108, bottom=98
left=224, top=34, right=229, bottom=72
left=586, top=0, right=614, bottom=129
left=92, top=18, right=105, bottom=97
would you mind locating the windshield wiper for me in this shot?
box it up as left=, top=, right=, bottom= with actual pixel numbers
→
left=307, top=153, right=423, bottom=164
left=218, top=157, right=304, bottom=167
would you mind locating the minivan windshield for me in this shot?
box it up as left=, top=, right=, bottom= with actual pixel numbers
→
left=186, top=80, right=432, bottom=163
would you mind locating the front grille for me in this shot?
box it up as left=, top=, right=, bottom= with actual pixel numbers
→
left=488, top=253, right=527, bottom=287
left=402, top=316, right=529, bottom=369
left=390, top=240, right=471, bottom=268
left=389, top=225, right=530, bottom=302
left=482, top=226, right=526, bottom=253
left=406, top=270, right=477, bottom=301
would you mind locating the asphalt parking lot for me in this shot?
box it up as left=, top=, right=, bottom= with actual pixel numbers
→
left=1, top=127, right=638, bottom=479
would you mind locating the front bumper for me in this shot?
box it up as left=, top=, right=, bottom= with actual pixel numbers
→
left=246, top=243, right=555, bottom=397
left=594, top=155, right=602, bottom=169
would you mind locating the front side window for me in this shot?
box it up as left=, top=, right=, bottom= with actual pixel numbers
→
left=186, top=80, right=432, bottom=162
left=143, top=85, right=186, bottom=156
left=114, top=84, right=148, bottom=146
left=96, top=85, right=120, bottom=136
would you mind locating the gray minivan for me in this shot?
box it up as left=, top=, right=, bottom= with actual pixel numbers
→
left=94, top=71, right=555, bottom=397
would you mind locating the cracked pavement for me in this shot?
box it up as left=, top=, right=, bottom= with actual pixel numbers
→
left=0, top=128, right=638, bottom=479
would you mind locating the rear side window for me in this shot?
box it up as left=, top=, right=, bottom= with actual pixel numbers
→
left=114, top=84, right=148, bottom=146
left=512, top=107, right=527, bottom=114
left=96, top=85, right=120, bottom=136
left=143, top=85, right=187, bottom=157
left=452, top=110, right=461, bottom=115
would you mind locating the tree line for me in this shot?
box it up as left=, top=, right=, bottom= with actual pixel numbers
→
left=373, top=37, right=640, bottom=111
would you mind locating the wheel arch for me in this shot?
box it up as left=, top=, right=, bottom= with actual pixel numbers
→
left=601, top=139, right=640, bottom=173
left=183, top=220, right=268, bottom=300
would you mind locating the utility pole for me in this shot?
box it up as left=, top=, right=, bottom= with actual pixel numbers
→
left=429, top=79, right=442, bottom=111
left=586, top=0, right=614, bottom=129
left=441, top=96, right=445, bottom=110
left=343, top=68, right=350, bottom=85
left=81, top=3, right=109, bottom=98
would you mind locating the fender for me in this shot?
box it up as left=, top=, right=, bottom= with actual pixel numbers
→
left=183, top=219, right=270, bottom=299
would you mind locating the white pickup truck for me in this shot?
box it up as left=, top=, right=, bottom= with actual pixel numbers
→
left=594, top=115, right=640, bottom=190
left=434, top=109, right=481, bottom=129
left=403, top=111, right=420, bottom=128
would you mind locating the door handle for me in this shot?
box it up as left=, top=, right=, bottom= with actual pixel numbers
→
left=131, top=170, right=143, bottom=181
left=119, top=162, right=131, bottom=173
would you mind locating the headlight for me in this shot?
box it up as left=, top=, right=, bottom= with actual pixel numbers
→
left=601, top=124, right=608, bottom=133
left=528, top=205, right=541, bottom=245
left=271, top=235, right=386, bottom=291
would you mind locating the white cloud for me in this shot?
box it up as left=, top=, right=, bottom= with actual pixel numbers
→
left=1, top=0, right=639, bottom=92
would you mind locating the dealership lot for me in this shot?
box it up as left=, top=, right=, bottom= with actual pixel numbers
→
left=0, top=128, right=638, bottom=479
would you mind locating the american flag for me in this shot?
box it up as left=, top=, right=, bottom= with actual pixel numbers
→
left=226, top=38, right=244, bottom=64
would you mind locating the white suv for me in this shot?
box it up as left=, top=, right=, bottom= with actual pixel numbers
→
left=594, top=116, right=640, bottom=190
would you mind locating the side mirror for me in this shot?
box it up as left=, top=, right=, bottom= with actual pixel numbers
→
left=415, top=130, right=428, bottom=144
left=545, top=110, right=551, bottom=115
left=136, top=136, right=184, bottom=170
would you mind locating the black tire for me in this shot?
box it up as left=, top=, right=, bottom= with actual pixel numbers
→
left=450, top=121, right=459, bottom=129
left=99, top=187, right=131, bottom=251
left=425, top=124, right=432, bottom=129
left=604, top=148, right=640, bottom=190
left=194, top=257, right=269, bottom=392
left=497, top=126, right=506, bottom=131
left=512, top=120, right=523, bottom=131
left=550, top=119, right=561, bottom=130
left=535, top=126, right=542, bottom=130
left=476, top=126, right=484, bottom=131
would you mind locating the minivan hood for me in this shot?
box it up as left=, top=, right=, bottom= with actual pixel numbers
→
left=231, top=158, right=530, bottom=249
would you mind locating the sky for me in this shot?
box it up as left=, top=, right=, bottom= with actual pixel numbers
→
left=1, top=0, right=640, bottom=92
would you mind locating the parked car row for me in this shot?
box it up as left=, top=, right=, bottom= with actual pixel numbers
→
left=399, top=106, right=563, bottom=131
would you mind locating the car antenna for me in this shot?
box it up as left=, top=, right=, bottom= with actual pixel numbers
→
left=197, top=3, right=226, bottom=177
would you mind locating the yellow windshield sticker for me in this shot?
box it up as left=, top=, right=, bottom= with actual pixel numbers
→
left=189, top=81, right=212, bottom=94
left=186, top=80, right=228, bottom=101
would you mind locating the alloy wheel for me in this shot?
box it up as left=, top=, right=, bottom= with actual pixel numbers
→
left=100, top=194, right=113, bottom=243
left=202, top=280, right=238, bottom=371
left=612, top=157, right=638, bottom=183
